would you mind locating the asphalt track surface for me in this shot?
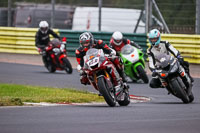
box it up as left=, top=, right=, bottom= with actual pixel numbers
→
left=0, top=62, right=200, bottom=133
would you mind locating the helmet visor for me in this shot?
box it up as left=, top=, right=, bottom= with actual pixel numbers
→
left=40, top=27, right=48, bottom=33
left=149, top=37, right=159, bottom=43
left=114, top=39, right=122, bottom=43
left=80, top=40, right=90, bottom=47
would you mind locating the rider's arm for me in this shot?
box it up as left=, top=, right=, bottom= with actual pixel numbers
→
left=130, top=40, right=142, bottom=49
left=49, top=29, right=60, bottom=40
left=96, top=40, right=112, bottom=54
left=164, top=41, right=180, bottom=57
left=147, top=47, right=156, bottom=71
left=35, top=31, right=40, bottom=48
left=75, top=49, right=84, bottom=67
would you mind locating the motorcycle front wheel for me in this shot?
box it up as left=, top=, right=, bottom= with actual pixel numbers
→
left=136, top=65, right=149, bottom=83
left=170, top=77, right=190, bottom=103
left=42, top=56, right=56, bottom=73
left=63, top=58, right=73, bottom=74
left=97, top=76, right=116, bottom=107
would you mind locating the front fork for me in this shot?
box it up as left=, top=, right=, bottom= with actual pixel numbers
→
left=88, top=70, right=112, bottom=91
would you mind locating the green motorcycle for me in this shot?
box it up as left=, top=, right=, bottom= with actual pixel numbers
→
left=120, top=44, right=149, bottom=83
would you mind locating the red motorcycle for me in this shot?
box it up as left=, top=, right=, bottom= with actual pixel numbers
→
left=38, top=38, right=73, bottom=74
left=82, top=48, right=130, bottom=107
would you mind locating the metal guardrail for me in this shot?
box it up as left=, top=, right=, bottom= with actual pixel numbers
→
left=0, top=27, right=59, bottom=54
left=161, top=34, right=200, bottom=64
left=0, top=27, right=199, bottom=64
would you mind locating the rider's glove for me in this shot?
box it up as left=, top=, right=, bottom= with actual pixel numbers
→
left=77, top=65, right=82, bottom=72
left=177, top=55, right=184, bottom=65
left=110, top=49, right=116, bottom=56
left=60, top=44, right=65, bottom=52
left=152, top=69, right=157, bottom=77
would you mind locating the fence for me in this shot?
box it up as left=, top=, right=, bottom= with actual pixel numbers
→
left=0, top=27, right=200, bottom=64
left=0, top=27, right=59, bottom=54
left=161, top=34, right=200, bottom=64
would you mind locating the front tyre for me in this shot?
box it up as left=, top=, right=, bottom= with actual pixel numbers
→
left=97, top=76, right=116, bottom=107
left=170, top=77, right=190, bottom=103
left=188, top=92, right=194, bottom=103
left=42, top=56, right=56, bottom=73
left=63, top=58, right=73, bottom=74
left=136, top=65, right=149, bottom=83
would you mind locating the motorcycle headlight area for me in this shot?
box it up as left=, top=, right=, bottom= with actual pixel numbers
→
left=87, top=57, right=99, bottom=69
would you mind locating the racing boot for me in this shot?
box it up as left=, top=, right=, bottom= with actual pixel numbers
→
left=118, top=69, right=129, bottom=89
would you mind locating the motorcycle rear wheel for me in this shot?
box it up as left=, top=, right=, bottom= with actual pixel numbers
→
left=98, top=76, right=116, bottom=107
left=63, top=58, right=73, bottom=74
left=136, top=65, right=149, bottom=83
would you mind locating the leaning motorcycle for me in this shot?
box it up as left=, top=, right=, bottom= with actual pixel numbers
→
left=37, top=38, right=73, bottom=74
left=120, top=44, right=149, bottom=83
left=83, top=48, right=130, bottom=107
left=154, top=53, right=194, bottom=103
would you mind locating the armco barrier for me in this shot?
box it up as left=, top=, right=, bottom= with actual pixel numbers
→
left=0, top=27, right=59, bottom=54
left=161, top=34, right=200, bottom=64
left=59, top=30, right=148, bottom=57
left=1, top=27, right=200, bottom=64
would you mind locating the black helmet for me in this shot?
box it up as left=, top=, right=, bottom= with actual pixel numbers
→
left=79, top=32, right=94, bottom=48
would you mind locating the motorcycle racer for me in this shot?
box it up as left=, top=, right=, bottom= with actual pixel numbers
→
left=109, top=31, right=141, bottom=54
left=76, top=32, right=129, bottom=94
left=147, top=29, right=194, bottom=88
left=35, top=21, right=60, bottom=66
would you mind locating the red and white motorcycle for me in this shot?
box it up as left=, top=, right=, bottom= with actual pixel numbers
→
left=81, top=48, right=130, bottom=107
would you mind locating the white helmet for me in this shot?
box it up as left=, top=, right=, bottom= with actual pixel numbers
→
left=112, top=31, right=123, bottom=46
left=39, top=21, right=49, bottom=34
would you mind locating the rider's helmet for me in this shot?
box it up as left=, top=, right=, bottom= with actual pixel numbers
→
left=39, top=21, right=49, bottom=34
left=79, top=32, right=94, bottom=48
left=148, top=29, right=161, bottom=46
left=112, top=31, right=123, bottom=46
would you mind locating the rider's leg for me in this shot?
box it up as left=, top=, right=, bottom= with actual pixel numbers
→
left=182, top=61, right=194, bottom=82
left=112, top=57, right=127, bottom=81
left=149, top=76, right=162, bottom=88
left=107, top=64, right=123, bottom=96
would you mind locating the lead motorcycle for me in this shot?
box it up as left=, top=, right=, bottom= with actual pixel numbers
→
left=37, top=38, right=73, bottom=74
left=83, top=48, right=130, bottom=107
left=154, top=53, right=194, bottom=103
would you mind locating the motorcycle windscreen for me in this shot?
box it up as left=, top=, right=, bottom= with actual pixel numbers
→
left=155, top=53, right=174, bottom=69
left=121, top=45, right=134, bottom=55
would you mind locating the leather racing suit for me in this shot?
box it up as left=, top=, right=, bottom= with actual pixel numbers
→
left=147, top=40, right=193, bottom=88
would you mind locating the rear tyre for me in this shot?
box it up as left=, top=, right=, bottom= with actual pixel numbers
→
left=63, top=58, right=73, bottom=74
left=170, top=77, right=190, bottom=103
left=118, top=89, right=130, bottom=106
left=98, top=76, right=116, bottom=107
left=136, top=65, right=149, bottom=83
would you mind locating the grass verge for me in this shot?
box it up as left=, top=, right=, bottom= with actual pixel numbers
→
left=0, top=83, right=104, bottom=106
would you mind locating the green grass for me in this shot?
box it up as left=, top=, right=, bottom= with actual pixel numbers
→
left=0, top=83, right=104, bottom=106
